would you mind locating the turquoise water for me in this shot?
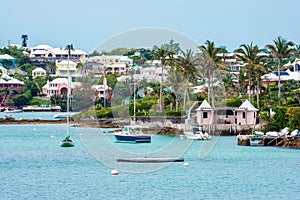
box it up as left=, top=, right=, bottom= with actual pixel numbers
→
left=1, top=124, right=300, bottom=200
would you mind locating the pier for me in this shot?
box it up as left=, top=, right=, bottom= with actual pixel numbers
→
left=237, top=135, right=300, bottom=148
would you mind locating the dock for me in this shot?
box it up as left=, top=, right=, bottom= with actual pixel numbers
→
left=237, top=135, right=300, bottom=148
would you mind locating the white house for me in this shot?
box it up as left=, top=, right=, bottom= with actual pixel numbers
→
left=261, top=69, right=300, bottom=86
left=32, top=67, right=46, bottom=78
left=30, top=44, right=87, bottom=63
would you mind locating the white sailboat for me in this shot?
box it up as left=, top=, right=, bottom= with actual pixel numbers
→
left=60, top=44, right=75, bottom=147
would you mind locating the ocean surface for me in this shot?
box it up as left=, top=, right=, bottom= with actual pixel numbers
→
left=1, top=123, right=300, bottom=200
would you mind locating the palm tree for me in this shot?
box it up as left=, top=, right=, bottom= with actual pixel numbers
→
left=65, top=44, right=74, bottom=57
left=177, top=49, right=198, bottom=111
left=151, top=45, right=175, bottom=111
left=21, top=34, right=28, bottom=48
left=198, top=40, right=226, bottom=106
left=166, top=67, right=184, bottom=111
left=266, top=36, right=296, bottom=97
left=235, top=42, right=267, bottom=108
left=236, top=68, right=248, bottom=100
left=222, top=73, right=235, bottom=100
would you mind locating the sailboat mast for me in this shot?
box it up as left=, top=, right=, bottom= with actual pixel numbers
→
left=133, top=66, right=136, bottom=124
left=67, top=48, right=70, bottom=135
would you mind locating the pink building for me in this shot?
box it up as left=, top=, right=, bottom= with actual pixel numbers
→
left=196, top=100, right=258, bottom=126
left=42, top=78, right=75, bottom=97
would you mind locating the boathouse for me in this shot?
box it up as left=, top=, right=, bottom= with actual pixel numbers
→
left=195, top=100, right=258, bottom=132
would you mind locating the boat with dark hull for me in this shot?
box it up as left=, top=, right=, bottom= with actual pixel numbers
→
left=114, top=125, right=151, bottom=143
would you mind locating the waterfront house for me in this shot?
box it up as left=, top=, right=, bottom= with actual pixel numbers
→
left=196, top=99, right=258, bottom=128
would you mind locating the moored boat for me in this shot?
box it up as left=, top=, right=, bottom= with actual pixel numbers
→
left=184, top=125, right=211, bottom=140
left=53, top=113, right=68, bottom=119
left=114, top=125, right=151, bottom=143
left=60, top=134, right=75, bottom=147
left=3, top=109, right=23, bottom=113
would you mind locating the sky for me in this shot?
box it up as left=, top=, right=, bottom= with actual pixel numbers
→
left=1, top=0, right=300, bottom=53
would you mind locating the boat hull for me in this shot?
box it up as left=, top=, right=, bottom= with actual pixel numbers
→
left=114, top=134, right=151, bottom=143
left=54, top=113, right=68, bottom=119
left=184, top=132, right=211, bottom=140
left=60, top=140, right=75, bottom=147
left=4, top=109, right=22, bottom=113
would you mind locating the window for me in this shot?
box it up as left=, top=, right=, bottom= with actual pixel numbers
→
left=203, top=112, right=208, bottom=119
left=296, top=64, right=300, bottom=72
left=243, top=112, right=246, bottom=119
left=254, top=112, right=256, bottom=119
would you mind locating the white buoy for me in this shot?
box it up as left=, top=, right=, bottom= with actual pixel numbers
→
left=183, top=162, right=190, bottom=167
left=111, top=169, right=119, bottom=175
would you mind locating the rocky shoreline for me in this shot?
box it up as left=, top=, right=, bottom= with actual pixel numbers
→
left=0, top=119, right=183, bottom=136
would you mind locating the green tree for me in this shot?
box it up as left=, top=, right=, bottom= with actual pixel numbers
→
left=286, top=107, right=300, bottom=130
left=266, top=36, right=296, bottom=97
left=21, top=34, right=28, bottom=48
left=198, top=40, right=226, bottom=106
left=166, top=67, right=184, bottom=111
left=235, top=42, right=267, bottom=108
left=177, top=49, right=197, bottom=111
left=151, top=45, right=175, bottom=111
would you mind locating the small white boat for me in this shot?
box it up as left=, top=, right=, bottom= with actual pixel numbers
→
left=290, top=129, right=299, bottom=137
left=254, top=131, right=264, bottom=136
left=3, top=109, right=22, bottom=113
left=184, top=125, right=211, bottom=140
left=53, top=113, right=68, bottom=119
left=266, top=127, right=289, bottom=137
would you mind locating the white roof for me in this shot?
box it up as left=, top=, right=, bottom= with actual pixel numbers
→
left=32, top=44, right=53, bottom=50
left=0, top=54, right=15, bottom=60
left=239, top=100, right=258, bottom=111
left=51, top=78, right=68, bottom=84
left=31, top=50, right=47, bottom=55
left=0, top=74, right=24, bottom=85
left=32, top=67, right=46, bottom=72
left=196, top=100, right=211, bottom=110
